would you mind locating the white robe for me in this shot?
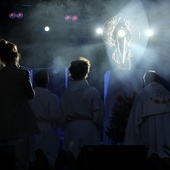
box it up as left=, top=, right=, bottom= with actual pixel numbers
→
left=124, top=82, right=170, bottom=158
left=29, top=87, right=61, bottom=169
left=58, top=79, right=105, bottom=158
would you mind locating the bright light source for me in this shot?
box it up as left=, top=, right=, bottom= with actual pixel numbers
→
left=117, top=29, right=126, bottom=38
left=96, top=28, right=103, bottom=35
left=65, top=15, right=71, bottom=21
left=65, top=15, right=78, bottom=22
left=44, top=26, right=50, bottom=32
left=17, top=12, right=24, bottom=19
left=9, top=12, right=24, bottom=19
left=9, top=12, right=16, bottom=19
left=72, top=15, right=78, bottom=22
left=145, top=29, right=153, bottom=37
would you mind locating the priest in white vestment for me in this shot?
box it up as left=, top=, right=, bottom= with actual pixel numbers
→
left=124, top=70, right=170, bottom=158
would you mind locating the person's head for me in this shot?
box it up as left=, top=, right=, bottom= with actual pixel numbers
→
left=0, top=39, right=19, bottom=66
left=0, top=39, right=18, bottom=53
left=0, top=51, right=20, bottom=66
left=69, top=57, right=91, bottom=80
left=143, top=70, right=159, bottom=86
left=34, top=70, right=49, bottom=88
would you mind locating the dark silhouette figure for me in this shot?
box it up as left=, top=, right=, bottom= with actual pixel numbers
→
left=0, top=39, right=39, bottom=170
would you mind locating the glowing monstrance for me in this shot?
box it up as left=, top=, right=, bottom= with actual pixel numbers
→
left=102, top=14, right=139, bottom=70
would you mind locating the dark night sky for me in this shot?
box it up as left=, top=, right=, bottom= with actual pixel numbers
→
left=1, top=0, right=170, bottom=96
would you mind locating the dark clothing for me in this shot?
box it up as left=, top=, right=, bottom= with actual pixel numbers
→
left=0, top=64, right=39, bottom=140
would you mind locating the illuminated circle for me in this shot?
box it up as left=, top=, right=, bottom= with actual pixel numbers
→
left=44, top=26, right=50, bottom=32
left=65, top=15, right=71, bottom=21
left=145, top=29, right=153, bottom=37
left=17, top=12, right=24, bottom=19
left=96, top=28, right=103, bottom=35
left=72, top=15, right=78, bottom=22
left=117, top=29, right=126, bottom=38
left=9, top=12, right=16, bottom=19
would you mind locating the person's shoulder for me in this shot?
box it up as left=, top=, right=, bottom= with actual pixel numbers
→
left=19, top=67, right=30, bottom=72
left=51, top=91, right=59, bottom=98
left=86, top=85, right=100, bottom=94
left=12, top=68, right=31, bottom=82
left=17, top=67, right=30, bottom=75
left=46, top=89, right=59, bottom=98
left=134, top=88, right=148, bottom=103
left=88, top=85, right=99, bottom=90
left=48, top=92, right=60, bottom=103
left=4, top=65, right=29, bottom=75
left=138, top=88, right=145, bottom=94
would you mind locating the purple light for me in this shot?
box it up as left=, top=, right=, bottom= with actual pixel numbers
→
left=17, top=12, right=24, bottom=19
left=9, top=12, right=16, bottom=19
left=9, top=12, right=24, bottom=19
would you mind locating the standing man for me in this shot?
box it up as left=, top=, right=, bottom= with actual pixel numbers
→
left=124, top=70, right=170, bottom=158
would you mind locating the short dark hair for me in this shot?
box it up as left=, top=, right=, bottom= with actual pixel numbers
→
left=143, top=70, right=159, bottom=86
left=34, top=70, right=49, bottom=87
left=69, top=57, right=91, bottom=80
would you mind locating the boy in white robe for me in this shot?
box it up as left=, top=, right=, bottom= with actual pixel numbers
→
left=56, top=57, right=105, bottom=169
left=29, top=70, right=61, bottom=170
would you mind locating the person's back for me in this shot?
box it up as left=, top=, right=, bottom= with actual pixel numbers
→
left=0, top=39, right=34, bottom=111
left=58, top=57, right=105, bottom=161
left=124, top=70, right=170, bottom=158
left=0, top=39, right=39, bottom=170
left=0, top=63, right=34, bottom=113
left=29, top=70, right=61, bottom=170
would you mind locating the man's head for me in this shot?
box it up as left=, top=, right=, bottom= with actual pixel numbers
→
left=34, top=70, right=49, bottom=88
left=143, top=70, right=159, bottom=86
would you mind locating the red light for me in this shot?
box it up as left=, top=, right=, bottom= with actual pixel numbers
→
left=9, top=13, right=16, bottom=19
left=65, top=15, right=71, bottom=21
left=17, top=13, right=24, bottom=19
left=72, top=15, right=78, bottom=22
